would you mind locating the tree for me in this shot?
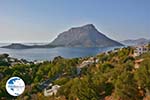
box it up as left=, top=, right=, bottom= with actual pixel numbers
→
left=0, top=54, right=9, bottom=59
left=58, top=77, right=100, bottom=100
left=114, top=71, right=139, bottom=100
left=135, top=58, right=150, bottom=96
left=100, top=62, right=114, bottom=73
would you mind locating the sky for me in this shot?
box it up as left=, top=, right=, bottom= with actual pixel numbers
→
left=0, top=0, right=149, bottom=43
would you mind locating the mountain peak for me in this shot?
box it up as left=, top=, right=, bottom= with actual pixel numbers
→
left=69, top=24, right=96, bottom=31
left=79, top=24, right=97, bottom=31
left=82, top=24, right=95, bottom=28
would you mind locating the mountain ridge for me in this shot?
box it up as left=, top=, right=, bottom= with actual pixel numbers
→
left=121, top=38, right=150, bottom=46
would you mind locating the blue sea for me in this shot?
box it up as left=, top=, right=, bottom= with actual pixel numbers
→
left=0, top=43, right=119, bottom=61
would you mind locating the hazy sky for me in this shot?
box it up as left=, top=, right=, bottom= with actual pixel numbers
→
left=0, top=0, right=149, bottom=43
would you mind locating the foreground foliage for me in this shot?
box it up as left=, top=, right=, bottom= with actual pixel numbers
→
left=0, top=47, right=150, bottom=100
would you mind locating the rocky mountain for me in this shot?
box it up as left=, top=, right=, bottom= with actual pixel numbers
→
left=1, top=24, right=123, bottom=49
left=121, top=38, right=150, bottom=46
left=50, top=24, right=123, bottom=47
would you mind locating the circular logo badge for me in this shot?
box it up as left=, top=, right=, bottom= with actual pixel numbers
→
left=6, top=77, right=25, bottom=96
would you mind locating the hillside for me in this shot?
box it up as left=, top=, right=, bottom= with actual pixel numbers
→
left=0, top=47, right=150, bottom=100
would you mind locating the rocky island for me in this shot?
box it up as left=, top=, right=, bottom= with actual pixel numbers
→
left=50, top=24, right=123, bottom=47
left=1, top=43, right=55, bottom=49
left=1, top=24, right=123, bottom=49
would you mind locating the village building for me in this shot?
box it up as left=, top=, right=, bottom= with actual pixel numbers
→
left=134, top=44, right=150, bottom=57
left=44, top=84, right=60, bottom=96
left=78, top=57, right=99, bottom=69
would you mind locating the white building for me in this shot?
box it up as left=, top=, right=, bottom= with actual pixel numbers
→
left=44, top=85, right=60, bottom=96
left=134, top=44, right=150, bottom=57
left=78, top=57, right=98, bottom=68
left=33, top=60, right=44, bottom=64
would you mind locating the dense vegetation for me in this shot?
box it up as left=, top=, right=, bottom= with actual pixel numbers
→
left=0, top=47, right=150, bottom=100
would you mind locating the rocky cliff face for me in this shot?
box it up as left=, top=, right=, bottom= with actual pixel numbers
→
left=50, top=24, right=123, bottom=47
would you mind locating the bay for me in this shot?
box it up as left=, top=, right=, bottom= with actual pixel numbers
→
left=0, top=44, right=118, bottom=61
